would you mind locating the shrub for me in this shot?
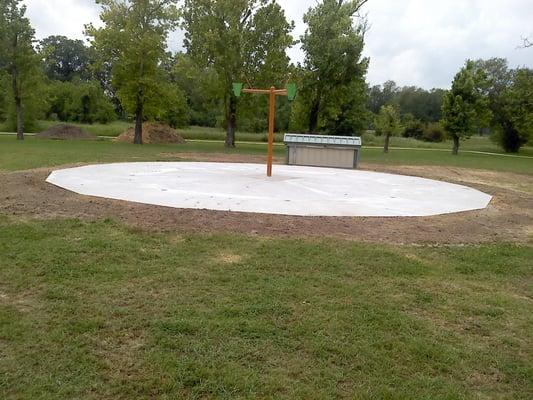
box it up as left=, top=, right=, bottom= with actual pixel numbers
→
left=422, top=123, right=446, bottom=142
left=402, top=119, right=425, bottom=140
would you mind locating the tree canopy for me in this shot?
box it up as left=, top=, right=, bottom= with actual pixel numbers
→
left=39, top=35, right=93, bottom=82
left=374, top=104, right=401, bottom=153
left=473, top=58, right=532, bottom=152
left=441, top=61, right=491, bottom=155
left=0, top=0, right=45, bottom=138
left=298, top=0, right=368, bottom=133
left=86, top=0, right=181, bottom=144
left=367, top=81, right=445, bottom=123
left=181, top=0, right=294, bottom=147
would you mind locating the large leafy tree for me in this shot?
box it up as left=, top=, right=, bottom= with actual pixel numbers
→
left=171, top=52, right=223, bottom=127
left=181, top=0, right=294, bottom=147
left=299, top=0, right=368, bottom=133
left=374, top=105, right=401, bottom=153
left=473, top=58, right=532, bottom=152
left=323, top=79, right=369, bottom=135
left=0, top=0, right=43, bottom=139
left=86, top=0, right=180, bottom=144
left=39, top=35, right=93, bottom=81
left=441, top=61, right=491, bottom=155
left=496, top=68, right=533, bottom=152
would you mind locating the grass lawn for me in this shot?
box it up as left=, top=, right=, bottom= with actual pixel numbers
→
left=2, top=119, right=532, bottom=157
left=0, top=132, right=532, bottom=398
left=0, top=135, right=532, bottom=174
left=1, top=217, right=532, bottom=399
left=0, top=120, right=133, bottom=138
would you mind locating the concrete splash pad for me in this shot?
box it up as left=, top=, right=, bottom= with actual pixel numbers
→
left=46, top=162, right=492, bottom=217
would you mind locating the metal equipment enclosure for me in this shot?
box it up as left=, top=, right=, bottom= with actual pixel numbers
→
left=284, top=134, right=362, bottom=169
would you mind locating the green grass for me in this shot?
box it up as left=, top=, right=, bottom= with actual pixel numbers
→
left=0, top=120, right=133, bottom=137
left=359, top=147, right=533, bottom=174
left=1, top=135, right=532, bottom=174
left=0, top=136, right=268, bottom=172
left=181, top=125, right=286, bottom=143
left=1, top=121, right=532, bottom=398
left=0, top=217, right=531, bottom=399
left=0, top=120, right=285, bottom=141
left=2, top=120, right=532, bottom=157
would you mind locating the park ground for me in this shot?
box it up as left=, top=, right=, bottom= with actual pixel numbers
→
left=0, top=128, right=532, bottom=399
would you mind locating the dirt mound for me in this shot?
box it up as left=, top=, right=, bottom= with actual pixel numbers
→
left=115, top=122, right=185, bottom=144
left=36, top=124, right=95, bottom=140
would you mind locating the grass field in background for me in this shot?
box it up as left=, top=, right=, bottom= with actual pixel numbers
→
left=1, top=135, right=532, bottom=174
left=1, top=119, right=532, bottom=157
left=1, top=217, right=531, bottom=399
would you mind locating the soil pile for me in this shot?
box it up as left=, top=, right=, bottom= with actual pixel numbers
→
left=36, top=124, right=95, bottom=140
left=115, top=122, right=186, bottom=144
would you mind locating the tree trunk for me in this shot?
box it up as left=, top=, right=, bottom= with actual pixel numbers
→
left=15, top=96, right=23, bottom=141
left=309, top=97, right=320, bottom=133
left=225, top=94, right=237, bottom=148
left=12, top=68, right=23, bottom=140
left=452, top=135, right=460, bottom=155
left=134, top=101, right=143, bottom=145
left=134, top=56, right=144, bottom=145
left=384, top=133, right=390, bottom=153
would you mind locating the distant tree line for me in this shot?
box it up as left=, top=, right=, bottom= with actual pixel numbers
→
left=0, top=0, right=531, bottom=152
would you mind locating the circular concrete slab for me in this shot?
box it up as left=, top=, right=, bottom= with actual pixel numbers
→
left=46, top=162, right=492, bottom=217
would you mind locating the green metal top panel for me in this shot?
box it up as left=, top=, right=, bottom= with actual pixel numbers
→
left=284, top=133, right=362, bottom=147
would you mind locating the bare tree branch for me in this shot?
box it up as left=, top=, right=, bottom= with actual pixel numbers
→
left=519, top=36, right=532, bottom=49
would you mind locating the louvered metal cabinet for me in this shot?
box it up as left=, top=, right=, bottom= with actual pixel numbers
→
left=284, top=134, right=362, bottom=169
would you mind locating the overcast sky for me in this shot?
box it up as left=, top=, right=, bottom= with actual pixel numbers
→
left=24, top=0, right=533, bottom=89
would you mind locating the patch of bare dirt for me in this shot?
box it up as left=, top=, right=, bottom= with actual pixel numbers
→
left=216, top=252, right=243, bottom=264
left=115, top=122, right=185, bottom=144
left=36, top=124, right=95, bottom=140
left=1, top=156, right=532, bottom=245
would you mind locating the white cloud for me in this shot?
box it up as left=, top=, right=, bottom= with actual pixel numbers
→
left=24, top=0, right=100, bottom=43
left=23, top=0, right=533, bottom=89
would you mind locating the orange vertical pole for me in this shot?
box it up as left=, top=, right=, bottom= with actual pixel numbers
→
left=267, top=86, right=276, bottom=177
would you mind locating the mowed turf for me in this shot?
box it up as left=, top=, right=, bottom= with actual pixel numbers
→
left=0, top=217, right=532, bottom=399
left=1, top=135, right=532, bottom=398
left=1, top=135, right=532, bottom=174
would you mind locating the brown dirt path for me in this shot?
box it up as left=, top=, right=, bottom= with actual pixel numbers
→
left=1, top=154, right=532, bottom=245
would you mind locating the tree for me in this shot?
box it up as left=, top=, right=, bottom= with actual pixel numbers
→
left=39, top=35, right=93, bottom=81
left=46, top=80, right=116, bottom=123
left=181, top=0, right=293, bottom=147
left=171, top=53, right=223, bottom=127
left=368, top=83, right=445, bottom=123
left=0, top=71, right=7, bottom=121
left=441, top=61, right=491, bottom=155
left=473, top=58, right=532, bottom=152
left=396, top=86, right=445, bottom=122
left=86, top=0, right=180, bottom=144
left=323, top=79, right=369, bottom=136
left=367, top=80, right=398, bottom=114
left=520, top=36, right=532, bottom=48
left=374, top=105, right=401, bottom=153
left=402, top=113, right=425, bottom=140
left=495, top=68, right=533, bottom=152
left=300, top=0, right=368, bottom=132
left=0, top=0, right=43, bottom=139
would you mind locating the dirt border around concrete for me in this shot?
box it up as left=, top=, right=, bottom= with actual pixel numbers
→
left=1, top=154, right=532, bottom=245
